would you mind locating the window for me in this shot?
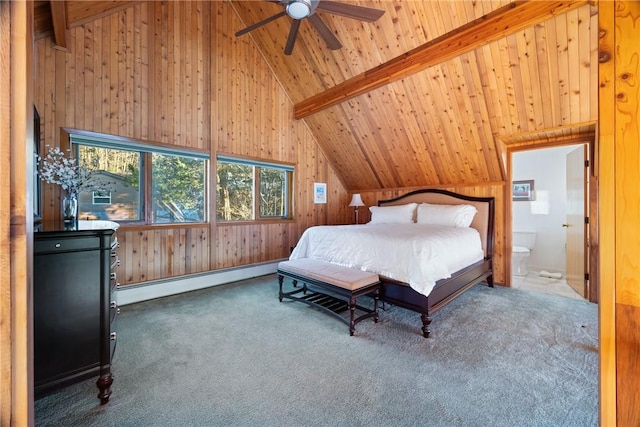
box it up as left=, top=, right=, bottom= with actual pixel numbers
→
left=152, top=153, right=207, bottom=223
left=92, top=190, right=112, bottom=205
left=216, top=155, right=294, bottom=221
left=69, top=130, right=208, bottom=224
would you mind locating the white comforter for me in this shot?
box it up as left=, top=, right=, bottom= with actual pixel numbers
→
left=289, top=223, right=484, bottom=297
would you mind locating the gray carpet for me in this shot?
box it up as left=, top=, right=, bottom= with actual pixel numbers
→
left=35, top=275, right=598, bottom=426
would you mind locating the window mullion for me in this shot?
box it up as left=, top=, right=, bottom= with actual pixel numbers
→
left=143, top=152, right=153, bottom=223
left=254, top=166, right=260, bottom=220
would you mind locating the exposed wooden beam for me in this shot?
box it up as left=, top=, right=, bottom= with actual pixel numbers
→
left=66, top=1, right=144, bottom=28
left=294, top=0, right=589, bottom=119
left=49, top=0, right=68, bottom=50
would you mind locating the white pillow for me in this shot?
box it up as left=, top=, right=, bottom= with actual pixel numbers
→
left=416, top=203, right=477, bottom=228
left=368, top=203, right=417, bottom=224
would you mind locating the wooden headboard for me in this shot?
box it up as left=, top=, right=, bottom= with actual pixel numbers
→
left=378, top=189, right=495, bottom=259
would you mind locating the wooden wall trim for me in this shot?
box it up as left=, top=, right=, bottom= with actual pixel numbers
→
left=612, top=1, right=640, bottom=424
left=498, top=121, right=597, bottom=143
left=599, top=1, right=640, bottom=424
left=616, top=303, right=640, bottom=426
left=1, top=1, right=34, bottom=425
left=501, top=134, right=596, bottom=151
left=597, top=1, right=617, bottom=424
left=0, top=2, right=12, bottom=423
left=294, top=1, right=589, bottom=119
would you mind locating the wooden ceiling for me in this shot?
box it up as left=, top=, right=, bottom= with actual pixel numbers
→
left=34, top=0, right=599, bottom=191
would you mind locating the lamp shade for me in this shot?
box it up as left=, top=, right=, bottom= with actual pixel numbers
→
left=349, top=193, right=365, bottom=207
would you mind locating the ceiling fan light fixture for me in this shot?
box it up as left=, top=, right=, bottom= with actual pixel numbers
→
left=286, top=0, right=311, bottom=20
left=236, top=0, right=384, bottom=55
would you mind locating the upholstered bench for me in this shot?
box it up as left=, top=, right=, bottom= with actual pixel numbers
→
left=277, top=258, right=381, bottom=336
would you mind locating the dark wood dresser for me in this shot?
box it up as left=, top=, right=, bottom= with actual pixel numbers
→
left=34, top=221, right=119, bottom=404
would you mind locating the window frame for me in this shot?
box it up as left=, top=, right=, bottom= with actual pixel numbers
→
left=216, top=154, right=295, bottom=223
left=92, top=190, right=112, bottom=205
left=64, top=128, right=210, bottom=226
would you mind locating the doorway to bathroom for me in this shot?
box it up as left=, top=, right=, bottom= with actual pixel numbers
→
left=509, top=143, right=591, bottom=302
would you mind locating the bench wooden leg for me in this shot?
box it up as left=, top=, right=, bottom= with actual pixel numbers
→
left=348, top=296, right=357, bottom=336
left=373, top=290, right=379, bottom=323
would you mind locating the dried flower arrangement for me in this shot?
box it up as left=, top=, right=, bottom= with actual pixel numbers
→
left=38, top=147, right=95, bottom=196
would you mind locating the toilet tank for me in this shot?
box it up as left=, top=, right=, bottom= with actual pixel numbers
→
left=513, top=230, right=536, bottom=249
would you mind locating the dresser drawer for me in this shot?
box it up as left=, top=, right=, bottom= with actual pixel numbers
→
left=35, top=237, right=99, bottom=254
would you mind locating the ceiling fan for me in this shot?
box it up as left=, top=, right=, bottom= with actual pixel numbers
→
left=235, top=0, right=385, bottom=55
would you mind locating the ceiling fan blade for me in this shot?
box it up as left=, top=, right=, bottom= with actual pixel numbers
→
left=284, top=19, right=302, bottom=55
left=316, top=1, right=385, bottom=22
left=235, top=10, right=287, bottom=37
left=308, top=14, right=342, bottom=50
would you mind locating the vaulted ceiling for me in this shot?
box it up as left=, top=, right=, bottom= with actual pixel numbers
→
left=35, top=0, right=599, bottom=191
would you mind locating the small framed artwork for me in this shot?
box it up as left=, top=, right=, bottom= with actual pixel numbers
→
left=313, top=182, right=327, bottom=204
left=512, top=180, right=535, bottom=201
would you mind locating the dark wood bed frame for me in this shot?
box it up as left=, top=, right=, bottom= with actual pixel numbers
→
left=377, top=189, right=495, bottom=338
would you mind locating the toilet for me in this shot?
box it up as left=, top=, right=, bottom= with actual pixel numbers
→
left=512, top=230, right=536, bottom=276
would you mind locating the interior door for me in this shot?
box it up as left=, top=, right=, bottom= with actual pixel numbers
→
left=565, top=145, right=588, bottom=297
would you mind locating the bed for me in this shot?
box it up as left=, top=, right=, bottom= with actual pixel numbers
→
left=290, top=189, right=495, bottom=337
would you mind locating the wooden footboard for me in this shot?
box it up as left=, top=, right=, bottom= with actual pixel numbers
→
left=379, top=259, right=493, bottom=337
left=377, top=189, right=495, bottom=338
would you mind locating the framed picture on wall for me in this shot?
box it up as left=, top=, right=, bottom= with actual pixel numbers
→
left=512, top=179, right=535, bottom=201
left=313, top=182, right=327, bottom=204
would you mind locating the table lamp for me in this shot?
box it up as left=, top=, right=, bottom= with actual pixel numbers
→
left=349, top=193, right=365, bottom=224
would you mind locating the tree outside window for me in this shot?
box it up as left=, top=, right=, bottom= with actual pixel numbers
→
left=152, top=153, right=206, bottom=223
left=217, top=157, right=293, bottom=221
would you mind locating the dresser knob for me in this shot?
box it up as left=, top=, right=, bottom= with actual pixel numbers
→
left=117, top=308, right=121, bottom=315
left=110, top=301, right=117, bottom=308
left=110, top=332, right=117, bottom=341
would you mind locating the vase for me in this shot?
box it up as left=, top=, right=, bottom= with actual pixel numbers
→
left=62, top=193, right=78, bottom=223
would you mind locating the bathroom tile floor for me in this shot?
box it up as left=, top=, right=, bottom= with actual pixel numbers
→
left=511, top=272, right=585, bottom=300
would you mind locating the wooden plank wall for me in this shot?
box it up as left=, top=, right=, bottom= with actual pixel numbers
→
left=598, top=1, right=640, bottom=425
left=34, top=1, right=349, bottom=286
